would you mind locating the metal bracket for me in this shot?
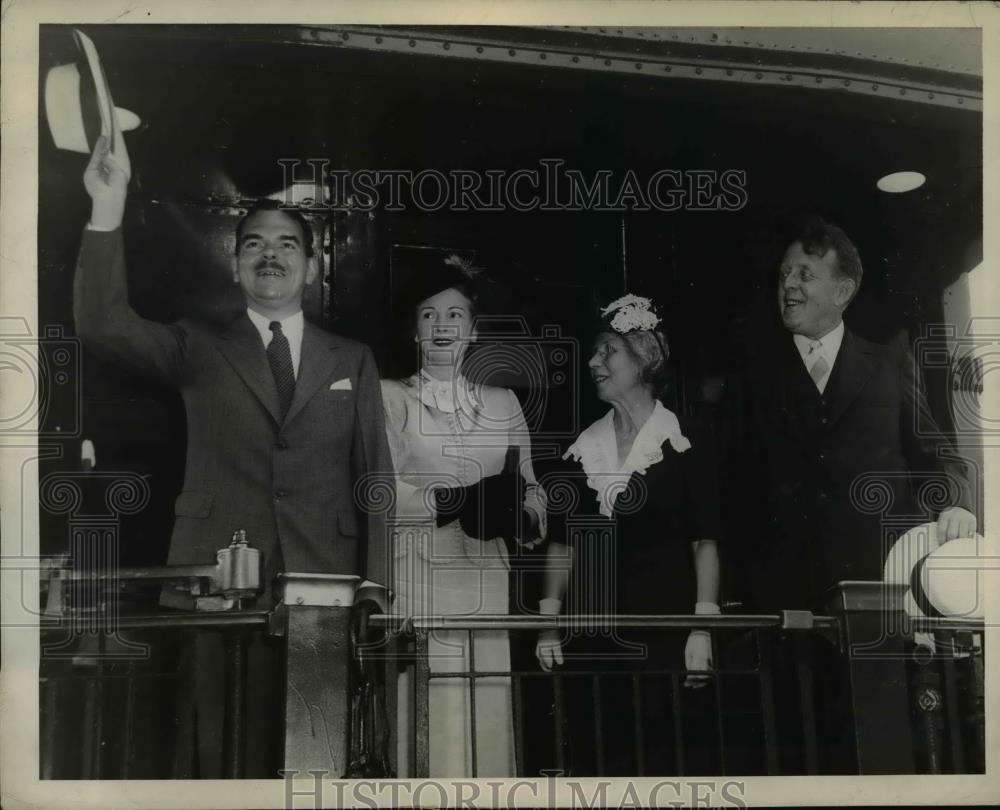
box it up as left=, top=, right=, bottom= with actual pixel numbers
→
left=276, top=573, right=361, bottom=607
left=781, top=610, right=816, bottom=630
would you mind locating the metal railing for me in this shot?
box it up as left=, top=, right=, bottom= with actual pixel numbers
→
left=40, top=611, right=271, bottom=778
left=374, top=593, right=985, bottom=778
left=39, top=581, right=985, bottom=779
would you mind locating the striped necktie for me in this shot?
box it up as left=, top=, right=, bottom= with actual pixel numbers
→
left=267, top=321, right=295, bottom=419
left=807, top=340, right=829, bottom=391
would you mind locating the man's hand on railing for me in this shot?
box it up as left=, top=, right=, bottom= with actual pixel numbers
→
left=684, top=630, right=713, bottom=688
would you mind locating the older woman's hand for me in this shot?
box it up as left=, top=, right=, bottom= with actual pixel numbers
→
left=536, top=631, right=564, bottom=671
left=536, top=596, right=564, bottom=671
left=684, top=631, right=713, bottom=688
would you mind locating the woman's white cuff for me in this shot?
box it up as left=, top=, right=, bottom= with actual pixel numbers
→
left=695, top=601, right=721, bottom=615
left=539, top=598, right=563, bottom=616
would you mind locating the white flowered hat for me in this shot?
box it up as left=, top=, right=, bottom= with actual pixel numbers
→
left=599, top=294, right=662, bottom=334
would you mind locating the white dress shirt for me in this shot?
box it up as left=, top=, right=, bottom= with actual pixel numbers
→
left=792, top=320, right=844, bottom=394
left=246, top=308, right=305, bottom=379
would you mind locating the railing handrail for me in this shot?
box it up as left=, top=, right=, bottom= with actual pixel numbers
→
left=368, top=612, right=842, bottom=631
left=39, top=609, right=272, bottom=632
left=39, top=607, right=984, bottom=634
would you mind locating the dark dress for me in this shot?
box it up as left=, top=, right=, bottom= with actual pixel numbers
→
left=541, top=407, right=724, bottom=776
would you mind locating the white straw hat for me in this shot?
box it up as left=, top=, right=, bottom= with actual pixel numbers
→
left=44, top=29, right=139, bottom=179
left=884, top=522, right=993, bottom=619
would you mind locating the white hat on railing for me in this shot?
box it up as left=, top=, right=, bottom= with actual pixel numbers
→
left=44, top=28, right=139, bottom=179
left=884, top=522, right=995, bottom=620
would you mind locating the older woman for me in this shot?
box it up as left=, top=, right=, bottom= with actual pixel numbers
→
left=381, top=252, right=546, bottom=777
left=535, top=294, right=722, bottom=775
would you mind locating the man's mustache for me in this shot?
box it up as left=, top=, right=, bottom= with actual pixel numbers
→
left=253, top=258, right=285, bottom=272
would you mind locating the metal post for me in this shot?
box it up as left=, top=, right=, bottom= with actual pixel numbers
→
left=632, top=674, right=645, bottom=776
left=414, top=630, right=430, bottom=777
left=591, top=675, right=604, bottom=774
left=909, top=654, right=945, bottom=773
left=756, top=630, right=780, bottom=775
left=81, top=676, right=102, bottom=778
left=222, top=631, right=248, bottom=778
left=512, top=674, right=525, bottom=777
left=793, top=635, right=820, bottom=774
left=965, top=651, right=985, bottom=772
left=939, top=653, right=966, bottom=773
left=40, top=678, right=58, bottom=779
left=278, top=573, right=359, bottom=776
left=828, top=583, right=915, bottom=774
left=552, top=674, right=566, bottom=774
left=121, top=660, right=136, bottom=778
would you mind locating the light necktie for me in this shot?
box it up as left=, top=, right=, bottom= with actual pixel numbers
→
left=267, top=321, right=295, bottom=419
left=807, top=340, right=829, bottom=391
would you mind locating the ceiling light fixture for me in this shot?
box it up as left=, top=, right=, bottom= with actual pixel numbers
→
left=877, top=171, right=926, bottom=193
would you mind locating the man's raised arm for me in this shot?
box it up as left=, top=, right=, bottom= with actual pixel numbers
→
left=74, top=135, right=186, bottom=384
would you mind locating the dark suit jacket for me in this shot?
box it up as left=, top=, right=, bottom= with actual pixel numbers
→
left=74, top=229, right=393, bottom=604
left=730, top=322, right=973, bottom=611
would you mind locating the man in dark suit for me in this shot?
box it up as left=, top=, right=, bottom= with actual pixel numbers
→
left=75, top=136, right=393, bottom=775
left=736, top=217, right=976, bottom=612
left=725, top=216, right=976, bottom=774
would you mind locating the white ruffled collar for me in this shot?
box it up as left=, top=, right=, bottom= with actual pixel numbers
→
left=414, top=369, right=474, bottom=414
left=564, top=401, right=691, bottom=518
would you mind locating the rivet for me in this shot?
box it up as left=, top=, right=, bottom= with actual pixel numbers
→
left=899, top=88, right=906, bottom=95
left=572, top=55, right=579, bottom=63
left=844, top=80, right=851, bottom=87
left=408, top=40, right=416, bottom=48
left=815, top=76, right=822, bottom=83
left=726, top=69, right=733, bottom=76
left=604, top=59, right=611, bottom=66
left=958, top=98, right=964, bottom=104
left=755, top=72, right=763, bottom=79
left=509, top=49, right=516, bottom=57
left=665, top=65, right=672, bottom=72
left=872, top=84, right=879, bottom=90
left=540, top=53, right=547, bottom=60
left=375, top=36, right=383, bottom=44
left=695, top=67, right=703, bottom=75
left=341, top=32, right=349, bottom=41
left=476, top=46, right=484, bottom=54
left=785, top=74, right=793, bottom=81
left=443, top=42, right=451, bottom=50
left=928, top=93, right=935, bottom=99
left=635, top=62, right=642, bottom=70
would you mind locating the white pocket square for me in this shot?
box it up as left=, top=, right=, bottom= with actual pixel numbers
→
left=329, top=378, right=353, bottom=391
